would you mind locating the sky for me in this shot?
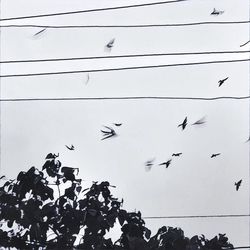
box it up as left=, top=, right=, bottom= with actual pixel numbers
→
left=0, top=0, right=250, bottom=247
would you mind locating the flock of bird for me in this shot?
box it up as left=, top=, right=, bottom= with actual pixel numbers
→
left=61, top=103, right=243, bottom=192
left=4, top=7, right=245, bottom=193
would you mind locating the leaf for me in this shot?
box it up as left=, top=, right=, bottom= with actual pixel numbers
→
left=144, top=227, right=151, bottom=239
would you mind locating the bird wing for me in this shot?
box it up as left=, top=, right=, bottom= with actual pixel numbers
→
left=158, top=162, right=166, bottom=166
left=33, top=28, right=46, bottom=37
left=101, top=133, right=116, bottom=140
left=103, top=125, right=113, bottom=131
left=192, top=116, right=206, bottom=125
left=101, top=130, right=110, bottom=134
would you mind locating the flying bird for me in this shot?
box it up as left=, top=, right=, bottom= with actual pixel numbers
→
left=106, top=38, right=115, bottom=50
left=85, top=73, right=90, bottom=85
left=235, top=179, right=242, bottom=191
left=211, top=153, right=220, bottom=158
left=178, top=117, right=187, bottom=130
left=192, top=117, right=206, bottom=126
left=113, top=123, right=122, bottom=127
left=172, top=153, right=182, bottom=157
left=33, top=28, right=47, bottom=37
left=0, top=175, right=6, bottom=180
left=211, top=8, right=224, bottom=15
left=101, top=126, right=117, bottom=140
left=240, top=40, right=250, bottom=47
left=159, top=159, right=172, bottom=168
left=66, top=145, right=75, bottom=150
left=145, top=158, right=155, bottom=171
left=218, top=77, right=229, bottom=87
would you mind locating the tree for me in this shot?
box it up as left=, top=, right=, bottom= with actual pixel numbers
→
left=0, top=154, right=234, bottom=249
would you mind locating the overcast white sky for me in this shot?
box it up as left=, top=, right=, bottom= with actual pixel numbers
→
left=0, top=0, right=249, bottom=247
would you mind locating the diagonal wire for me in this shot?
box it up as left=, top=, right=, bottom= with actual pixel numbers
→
left=0, top=58, right=249, bottom=78
left=0, top=0, right=188, bottom=21
left=0, top=50, right=249, bottom=64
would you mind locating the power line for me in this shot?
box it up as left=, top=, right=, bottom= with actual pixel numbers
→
left=0, top=0, right=187, bottom=21
left=228, top=247, right=250, bottom=250
left=142, top=214, right=250, bottom=219
left=1, top=21, right=249, bottom=29
left=0, top=58, right=249, bottom=78
left=1, top=50, right=249, bottom=64
left=1, top=96, right=249, bottom=102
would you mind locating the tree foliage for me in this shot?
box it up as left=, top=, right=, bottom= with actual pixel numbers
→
left=0, top=154, right=234, bottom=249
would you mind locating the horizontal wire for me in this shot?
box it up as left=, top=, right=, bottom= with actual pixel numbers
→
left=1, top=21, right=250, bottom=29
left=0, top=58, right=249, bottom=78
left=1, top=50, right=249, bottom=64
left=1, top=96, right=249, bottom=102
left=227, top=247, right=250, bottom=250
left=142, top=214, right=250, bottom=219
left=0, top=0, right=187, bottom=21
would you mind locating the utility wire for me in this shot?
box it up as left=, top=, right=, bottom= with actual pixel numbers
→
left=142, top=214, right=250, bottom=219
left=0, top=58, right=249, bottom=78
left=0, top=50, right=249, bottom=64
left=0, top=0, right=187, bottom=21
left=1, top=21, right=249, bottom=29
left=227, top=247, right=250, bottom=250
left=1, top=96, right=249, bottom=102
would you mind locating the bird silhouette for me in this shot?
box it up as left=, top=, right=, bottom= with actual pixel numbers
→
left=211, top=153, right=220, bottom=158
left=211, top=8, right=224, bottom=15
left=113, top=123, right=122, bottom=127
left=159, top=159, right=172, bottom=168
left=172, top=153, right=182, bottom=157
left=145, top=158, right=155, bottom=171
left=106, top=38, right=115, bottom=50
left=33, top=28, right=47, bottom=37
left=235, top=179, right=242, bottom=191
left=66, top=145, right=75, bottom=150
left=101, top=126, right=117, bottom=140
left=0, top=175, right=6, bottom=180
left=178, top=117, right=187, bottom=130
left=218, top=77, right=229, bottom=87
left=192, top=117, right=206, bottom=125
left=240, top=40, right=250, bottom=47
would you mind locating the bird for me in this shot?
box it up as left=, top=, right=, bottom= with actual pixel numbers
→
left=172, top=153, right=182, bottom=157
left=218, top=77, right=229, bottom=87
left=33, top=28, right=47, bottom=37
left=0, top=175, right=6, bottom=180
left=178, top=117, right=187, bottom=130
left=159, top=159, right=172, bottom=168
left=211, top=8, right=224, bottom=15
left=106, top=38, right=115, bottom=50
left=235, top=179, right=242, bottom=191
left=101, top=126, right=117, bottom=140
left=66, top=145, right=75, bottom=150
left=144, top=158, right=155, bottom=171
left=113, top=123, right=122, bottom=127
left=240, top=40, right=250, bottom=47
left=211, top=153, right=220, bottom=158
left=192, top=117, right=206, bottom=126
left=85, top=73, right=90, bottom=85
